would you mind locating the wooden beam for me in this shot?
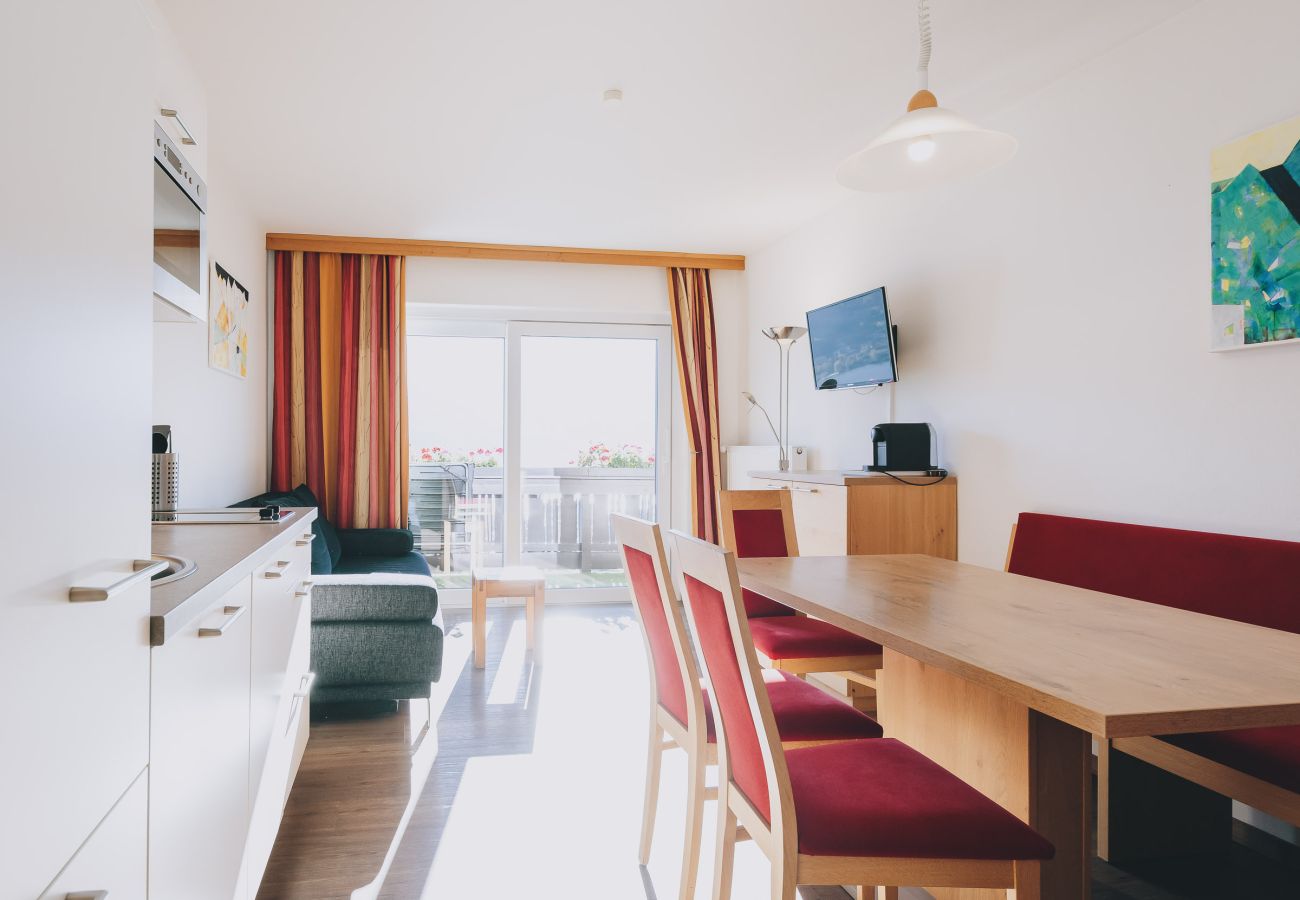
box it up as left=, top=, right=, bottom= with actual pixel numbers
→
left=155, top=228, right=200, bottom=248
left=264, top=233, right=745, bottom=271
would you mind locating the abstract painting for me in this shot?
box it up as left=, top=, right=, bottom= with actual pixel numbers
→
left=209, top=261, right=250, bottom=378
left=1211, top=114, right=1300, bottom=350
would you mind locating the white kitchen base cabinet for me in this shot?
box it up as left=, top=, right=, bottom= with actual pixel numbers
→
left=150, top=576, right=254, bottom=900
left=37, top=769, right=148, bottom=900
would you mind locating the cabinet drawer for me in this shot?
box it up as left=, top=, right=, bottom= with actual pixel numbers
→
left=150, top=577, right=253, bottom=900
left=789, top=483, right=848, bottom=555
left=38, top=768, right=147, bottom=900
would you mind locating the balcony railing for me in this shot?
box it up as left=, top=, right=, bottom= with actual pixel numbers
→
left=410, top=463, right=655, bottom=579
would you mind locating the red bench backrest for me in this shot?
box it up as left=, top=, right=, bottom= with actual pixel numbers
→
left=1007, top=513, right=1300, bottom=636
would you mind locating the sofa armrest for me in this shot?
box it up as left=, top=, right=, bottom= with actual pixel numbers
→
left=310, top=573, right=438, bottom=623
left=337, top=528, right=415, bottom=558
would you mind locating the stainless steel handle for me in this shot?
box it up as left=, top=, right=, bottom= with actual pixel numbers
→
left=789, top=485, right=819, bottom=493
left=275, top=559, right=291, bottom=568
left=286, top=672, right=316, bottom=734
left=69, top=559, right=166, bottom=602
left=65, top=892, right=109, bottom=900
left=264, top=569, right=283, bottom=579
left=295, top=587, right=311, bottom=599
left=198, top=605, right=246, bottom=637
left=296, top=533, right=315, bottom=546
left=294, top=672, right=316, bottom=698
left=159, top=108, right=196, bottom=145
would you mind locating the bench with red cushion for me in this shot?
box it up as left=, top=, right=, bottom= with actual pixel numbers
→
left=1007, top=512, right=1300, bottom=842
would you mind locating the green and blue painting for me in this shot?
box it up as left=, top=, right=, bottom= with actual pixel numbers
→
left=1211, top=115, right=1300, bottom=349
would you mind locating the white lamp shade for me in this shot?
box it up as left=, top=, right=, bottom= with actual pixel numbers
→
left=836, top=106, right=1017, bottom=192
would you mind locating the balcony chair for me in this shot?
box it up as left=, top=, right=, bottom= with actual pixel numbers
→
left=612, top=514, right=881, bottom=900
left=719, top=489, right=883, bottom=708
left=669, top=530, right=1053, bottom=900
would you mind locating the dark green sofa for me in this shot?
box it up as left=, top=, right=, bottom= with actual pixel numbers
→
left=234, top=484, right=442, bottom=705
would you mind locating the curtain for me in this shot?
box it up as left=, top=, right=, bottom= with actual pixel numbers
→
left=666, top=267, right=723, bottom=542
left=271, top=250, right=408, bottom=529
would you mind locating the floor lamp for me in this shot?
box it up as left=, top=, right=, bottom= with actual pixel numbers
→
left=761, top=326, right=807, bottom=471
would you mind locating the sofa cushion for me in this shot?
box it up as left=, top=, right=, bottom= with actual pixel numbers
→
left=1007, top=513, right=1300, bottom=635
left=338, top=528, right=415, bottom=558
left=787, top=738, right=1055, bottom=860
left=231, top=489, right=333, bottom=575
left=310, top=574, right=439, bottom=622
left=291, top=483, right=343, bottom=570
left=311, top=616, right=443, bottom=689
left=331, top=550, right=431, bottom=578
left=1161, top=726, right=1300, bottom=795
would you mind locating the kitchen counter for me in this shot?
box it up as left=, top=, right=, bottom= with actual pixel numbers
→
left=149, top=508, right=316, bottom=645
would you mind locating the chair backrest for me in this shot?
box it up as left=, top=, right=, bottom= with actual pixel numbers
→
left=718, top=489, right=800, bottom=618
left=611, top=514, right=705, bottom=737
left=1007, top=512, right=1300, bottom=635
left=670, top=529, right=792, bottom=833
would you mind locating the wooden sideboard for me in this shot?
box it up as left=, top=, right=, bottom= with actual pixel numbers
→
left=748, top=470, right=957, bottom=559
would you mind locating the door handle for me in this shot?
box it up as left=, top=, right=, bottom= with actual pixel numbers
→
left=66, top=892, right=109, bottom=899
left=198, top=605, right=246, bottom=637
left=69, top=559, right=166, bottom=602
left=294, top=672, right=317, bottom=698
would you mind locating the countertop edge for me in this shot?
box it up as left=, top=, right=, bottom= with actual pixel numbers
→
left=149, top=509, right=317, bottom=646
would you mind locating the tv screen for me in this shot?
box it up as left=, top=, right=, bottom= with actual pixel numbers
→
left=805, top=287, right=897, bottom=390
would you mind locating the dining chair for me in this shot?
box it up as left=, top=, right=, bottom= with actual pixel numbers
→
left=719, top=489, right=883, bottom=708
left=612, top=514, right=883, bottom=900
left=669, top=529, right=1054, bottom=900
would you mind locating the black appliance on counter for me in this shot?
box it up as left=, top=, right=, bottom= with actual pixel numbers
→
left=868, top=423, right=937, bottom=472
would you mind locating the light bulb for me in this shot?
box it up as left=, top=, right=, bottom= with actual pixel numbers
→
left=907, top=137, right=937, bottom=162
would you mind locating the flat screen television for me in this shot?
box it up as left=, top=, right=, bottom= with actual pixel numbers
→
left=805, top=287, right=897, bottom=390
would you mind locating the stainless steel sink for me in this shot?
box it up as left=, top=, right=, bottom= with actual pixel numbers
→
left=150, top=553, right=196, bottom=586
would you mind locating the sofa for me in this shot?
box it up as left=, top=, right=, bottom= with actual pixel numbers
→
left=234, top=484, right=442, bottom=705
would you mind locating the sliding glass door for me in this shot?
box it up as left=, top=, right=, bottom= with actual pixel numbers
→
left=408, top=319, right=670, bottom=599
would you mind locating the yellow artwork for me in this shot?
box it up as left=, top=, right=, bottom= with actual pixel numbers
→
left=209, top=262, right=250, bottom=378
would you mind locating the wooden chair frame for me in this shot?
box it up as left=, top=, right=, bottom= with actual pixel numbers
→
left=1004, top=520, right=1300, bottom=862
left=719, top=490, right=883, bottom=687
left=671, top=528, right=1040, bottom=900
left=614, top=514, right=864, bottom=900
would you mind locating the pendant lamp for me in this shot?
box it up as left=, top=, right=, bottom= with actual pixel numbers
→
left=836, top=0, right=1016, bottom=191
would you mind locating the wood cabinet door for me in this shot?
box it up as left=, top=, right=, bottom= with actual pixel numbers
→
left=150, top=578, right=253, bottom=900
left=0, top=2, right=154, bottom=894
left=37, top=769, right=148, bottom=900
left=789, top=484, right=849, bottom=555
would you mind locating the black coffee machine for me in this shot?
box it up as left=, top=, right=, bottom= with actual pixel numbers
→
left=868, top=423, right=937, bottom=472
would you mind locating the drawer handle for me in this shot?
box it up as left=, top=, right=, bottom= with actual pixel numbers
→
left=295, top=672, right=317, bottom=698
left=296, top=533, right=315, bottom=546
left=159, top=107, right=196, bottom=145
left=295, top=587, right=311, bottom=599
left=65, top=893, right=109, bottom=900
left=198, top=605, right=246, bottom=637
left=69, top=559, right=166, bottom=602
left=789, top=485, right=819, bottom=493
left=275, top=559, right=291, bottom=568
left=264, top=570, right=283, bottom=579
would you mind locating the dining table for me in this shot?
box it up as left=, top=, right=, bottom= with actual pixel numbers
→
left=737, top=553, right=1300, bottom=900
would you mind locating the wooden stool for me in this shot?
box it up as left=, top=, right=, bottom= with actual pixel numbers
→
left=471, top=566, right=545, bottom=669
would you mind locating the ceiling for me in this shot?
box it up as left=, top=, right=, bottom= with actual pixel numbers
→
left=159, top=0, right=1195, bottom=254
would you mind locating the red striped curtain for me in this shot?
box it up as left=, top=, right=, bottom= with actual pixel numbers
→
left=271, top=251, right=408, bottom=529
left=667, top=267, right=722, bottom=543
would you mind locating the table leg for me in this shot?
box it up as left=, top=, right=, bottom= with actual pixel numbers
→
left=531, top=583, right=545, bottom=663
left=472, top=579, right=486, bottom=669
left=877, top=649, right=1091, bottom=900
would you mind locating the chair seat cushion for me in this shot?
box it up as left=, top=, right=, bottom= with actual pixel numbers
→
left=743, top=588, right=797, bottom=619
left=787, top=739, right=1055, bottom=860
left=332, top=550, right=432, bottom=577
left=701, top=670, right=882, bottom=744
left=748, top=616, right=882, bottom=661
left=1160, top=726, right=1300, bottom=794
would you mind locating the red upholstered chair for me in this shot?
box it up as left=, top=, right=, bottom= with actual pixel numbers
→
left=670, top=529, right=1053, bottom=900
left=612, top=515, right=883, bottom=900
left=719, top=490, right=883, bottom=706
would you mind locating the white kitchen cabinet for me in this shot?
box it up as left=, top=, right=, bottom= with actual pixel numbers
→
left=150, top=577, right=254, bottom=900
left=37, top=769, right=148, bottom=900
left=0, top=1, right=155, bottom=896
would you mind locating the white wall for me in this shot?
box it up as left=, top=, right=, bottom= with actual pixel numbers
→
left=149, top=6, right=269, bottom=507
left=406, top=257, right=747, bottom=532
left=744, top=0, right=1300, bottom=570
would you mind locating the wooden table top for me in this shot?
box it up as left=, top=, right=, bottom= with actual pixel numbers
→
left=737, top=554, right=1300, bottom=738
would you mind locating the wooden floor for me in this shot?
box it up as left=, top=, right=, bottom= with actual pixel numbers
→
left=259, top=604, right=1300, bottom=900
